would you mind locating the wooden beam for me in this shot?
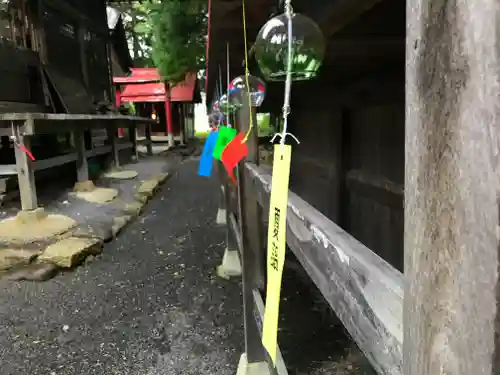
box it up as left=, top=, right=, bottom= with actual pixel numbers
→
left=246, top=162, right=403, bottom=375
left=246, top=164, right=406, bottom=375
left=404, top=0, right=500, bottom=374
left=235, top=94, right=267, bottom=363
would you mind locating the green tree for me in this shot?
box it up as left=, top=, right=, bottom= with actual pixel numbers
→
left=114, top=1, right=154, bottom=67
left=149, top=0, right=207, bottom=86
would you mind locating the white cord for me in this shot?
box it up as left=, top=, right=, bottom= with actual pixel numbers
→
left=226, top=42, right=231, bottom=128
left=271, top=0, right=300, bottom=150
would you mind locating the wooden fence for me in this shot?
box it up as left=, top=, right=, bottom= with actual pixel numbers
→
left=217, top=94, right=403, bottom=375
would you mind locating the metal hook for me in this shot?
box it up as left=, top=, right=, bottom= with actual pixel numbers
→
left=270, top=132, right=300, bottom=145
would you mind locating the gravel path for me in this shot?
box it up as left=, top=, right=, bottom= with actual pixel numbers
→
left=0, top=159, right=244, bottom=375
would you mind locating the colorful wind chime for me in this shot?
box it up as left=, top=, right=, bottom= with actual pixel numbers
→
left=254, top=0, right=325, bottom=367
left=198, top=7, right=268, bottom=182
left=200, top=1, right=325, bottom=364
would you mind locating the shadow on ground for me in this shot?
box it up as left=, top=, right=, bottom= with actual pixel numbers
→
left=278, top=257, right=377, bottom=375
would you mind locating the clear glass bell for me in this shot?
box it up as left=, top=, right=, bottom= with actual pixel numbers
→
left=254, top=12, right=325, bottom=81
left=212, top=101, right=220, bottom=112
left=218, top=93, right=239, bottom=114
left=228, top=75, right=266, bottom=107
left=209, top=110, right=224, bottom=126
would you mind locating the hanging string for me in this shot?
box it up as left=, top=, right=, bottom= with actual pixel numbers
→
left=241, top=0, right=255, bottom=143
left=270, top=0, right=299, bottom=150
left=217, top=65, right=224, bottom=126
left=226, top=42, right=231, bottom=128
left=218, top=65, right=223, bottom=101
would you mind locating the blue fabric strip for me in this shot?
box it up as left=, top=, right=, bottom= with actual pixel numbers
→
left=198, top=131, right=219, bottom=177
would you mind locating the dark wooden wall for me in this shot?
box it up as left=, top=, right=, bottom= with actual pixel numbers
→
left=285, top=0, right=405, bottom=271
left=0, top=0, right=111, bottom=113
left=342, top=69, right=404, bottom=271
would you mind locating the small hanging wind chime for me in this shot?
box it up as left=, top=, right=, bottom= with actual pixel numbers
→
left=256, top=0, right=325, bottom=366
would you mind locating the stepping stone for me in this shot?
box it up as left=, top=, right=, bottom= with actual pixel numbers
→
left=0, top=208, right=76, bottom=243
left=103, top=170, right=138, bottom=180
left=38, top=237, right=103, bottom=268
left=72, top=180, right=118, bottom=204
left=74, top=187, right=118, bottom=204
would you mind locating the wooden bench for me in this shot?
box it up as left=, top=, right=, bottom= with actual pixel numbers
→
left=0, top=113, right=155, bottom=210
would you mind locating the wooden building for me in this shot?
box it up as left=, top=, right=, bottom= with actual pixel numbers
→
left=0, top=0, right=114, bottom=113
left=107, top=5, right=132, bottom=79
left=114, top=68, right=201, bottom=144
left=0, top=0, right=152, bottom=210
left=207, top=0, right=500, bottom=374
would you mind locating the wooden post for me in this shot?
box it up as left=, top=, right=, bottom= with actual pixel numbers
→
left=14, top=121, right=37, bottom=210
left=404, top=1, right=499, bottom=374
left=178, top=103, right=186, bottom=145
left=128, top=121, right=138, bottom=161
left=145, top=122, right=153, bottom=156
left=236, top=93, right=266, bottom=363
left=115, top=86, right=125, bottom=138
left=164, top=83, right=174, bottom=148
left=107, top=124, right=120, bottom=168
left=74, top=127, right=89, bottom=182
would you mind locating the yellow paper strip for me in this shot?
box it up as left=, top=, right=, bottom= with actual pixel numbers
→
left=262, top=144, right=292, bottom=366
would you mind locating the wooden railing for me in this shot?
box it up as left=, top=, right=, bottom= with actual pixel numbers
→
left=217, top=94, right=403, bottom=375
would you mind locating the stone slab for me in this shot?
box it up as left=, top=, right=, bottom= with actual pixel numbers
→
left=111, top=215, right=132, bottom=237
left=137, top=179, right=160, bottom=198
left=216, top=208, right=227, bottom=225
left=0, top=212, right=76, bottom=243
left=103, top=170, right=138, bottom=180
left=216, top=248, right=242, bottom=279
left=0, top=248, right=40, bottom=270
left=236, top=354, right=270, bottom=375
left=38, top=237, right=103, bottom=268
left=74, top=187, right=118, bottom=204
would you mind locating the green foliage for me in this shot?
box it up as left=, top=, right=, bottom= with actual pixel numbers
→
left=114, top=0, right=207, bottom=85
left=115, top=1, right=155, bottom=67
left=149, top=0, right=207, bottom=85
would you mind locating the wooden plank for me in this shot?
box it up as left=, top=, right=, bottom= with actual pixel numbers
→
left=346, top=169, right=403, bottom=209
left=0, top=116, right=154, bottom=136
left=0, top=113, right=155, bottom=122
left=0, top=102, right=45, bottom=113
left=246, top=162, right=403, bottom=375
left=404, top=0, right=500, bottom=374
left=0, top=165, right=19, bottom=175
left=236, top=94, right=267, bottom=363
left=32, top=143, right=131, bottom=171
left=33, top=152, right=77, bottom=171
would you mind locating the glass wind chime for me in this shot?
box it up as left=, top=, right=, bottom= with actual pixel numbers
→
left=255, top=0, right=325, bottom=368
